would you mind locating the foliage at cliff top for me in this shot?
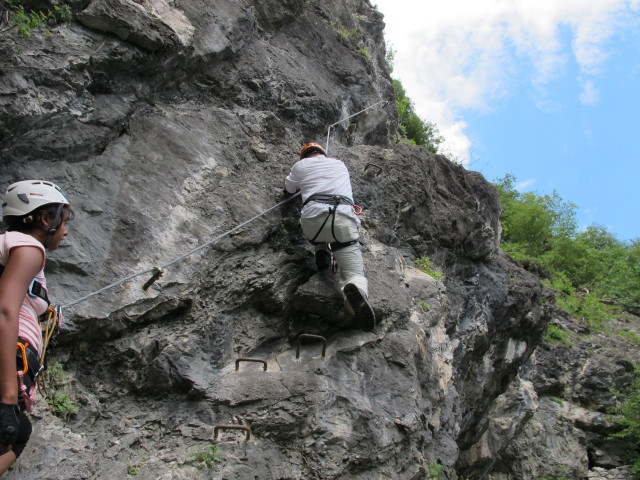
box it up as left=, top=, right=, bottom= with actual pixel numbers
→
left=495, top=173, right=640, bottom=318
left=392, top=79, right=444, bottom=153
left=0, top=0, right=71, bottom=37
left=610, top=366, right=640, bottom=478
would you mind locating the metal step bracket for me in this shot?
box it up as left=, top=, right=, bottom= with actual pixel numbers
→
left=235, top=357, right=268, bottom=371
left=213, top=424, right=251, bottom=442
left=295, top=334, right=327, bottom=359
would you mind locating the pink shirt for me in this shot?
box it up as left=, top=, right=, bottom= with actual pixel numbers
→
left=0, top=232, right=47, bottom=356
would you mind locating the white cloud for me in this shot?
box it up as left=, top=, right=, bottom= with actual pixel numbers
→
left=375, top=0, right=638, bottom=163
left=579, top=78, right=600, bottom=105
left=516, top=178, right=537, bottom=191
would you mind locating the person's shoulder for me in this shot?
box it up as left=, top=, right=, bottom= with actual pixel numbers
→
left=325, top=156, right=347, bottom=168
left=4, top=231, right=44, bottom=250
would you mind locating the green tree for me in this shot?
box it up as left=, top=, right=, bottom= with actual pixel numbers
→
left=392, top=79, right=443, bottom=153
left=495, top=174, right=577, bottom=258
left=602, top=238, right=640, bottom=314
left=494, top=174, right=640, bottom=315
left=610, top=366, right=640, bottom=477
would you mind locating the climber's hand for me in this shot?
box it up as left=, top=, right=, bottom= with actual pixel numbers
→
left=0, top=404, right=20, bottom=452
left=11, top=411, right=31, bottom=458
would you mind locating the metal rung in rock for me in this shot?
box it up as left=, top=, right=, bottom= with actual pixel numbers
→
left=295, top=334, right=327, bottom=359
left=235, top=357, right=267, bottom=371
left=213, top=425, right=251, bottom=441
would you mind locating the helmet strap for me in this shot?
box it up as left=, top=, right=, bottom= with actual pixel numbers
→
left=43, top=204, right=65, bottom=249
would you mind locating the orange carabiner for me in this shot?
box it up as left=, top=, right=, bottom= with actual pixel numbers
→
left=352, top=204, right=363, bottom=215
left=16, top=342, right=29, bottom=374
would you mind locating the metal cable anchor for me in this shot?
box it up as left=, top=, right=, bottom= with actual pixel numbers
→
left=142, top=266, right=164, bottom=290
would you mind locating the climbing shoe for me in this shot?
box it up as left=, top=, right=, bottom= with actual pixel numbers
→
left=315, top=250, right=332, bottom=270
left=343, top=283, right=376, bottom=331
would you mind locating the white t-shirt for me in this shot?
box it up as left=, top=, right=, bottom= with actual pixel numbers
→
left=284, top=155, right=358, bottom=221
left=0, top=231, right=47, bottom=355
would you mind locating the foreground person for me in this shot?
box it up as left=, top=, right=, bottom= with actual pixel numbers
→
left=0, top=180, right=73, bottom=475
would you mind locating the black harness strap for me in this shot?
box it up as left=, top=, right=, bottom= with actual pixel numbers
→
left=0, top=264, right=50, bottom=304
left=328, top=239, right=359, bottom=252
left=302, top=193, right=355, bottom=208
left=303, top=194, right=356, bottom=243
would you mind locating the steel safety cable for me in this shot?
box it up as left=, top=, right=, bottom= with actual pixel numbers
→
left=325, top=100, right=387, bottom=155
left=62, top=99, right=388, bottom=309
left=63, top=192, right=301, bottom=309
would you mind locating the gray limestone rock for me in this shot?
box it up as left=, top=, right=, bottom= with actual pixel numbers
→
left=0, top=0, right=637, bottom=479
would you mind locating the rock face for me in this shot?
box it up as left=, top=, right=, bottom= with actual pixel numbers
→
left=0, top=1, right=637, bottom=479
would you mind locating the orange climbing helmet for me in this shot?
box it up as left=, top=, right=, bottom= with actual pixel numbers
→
left=299, top=142, right=327, bottom=159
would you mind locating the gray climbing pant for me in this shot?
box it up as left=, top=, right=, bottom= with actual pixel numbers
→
left=300, top=211, right=368, bottom=296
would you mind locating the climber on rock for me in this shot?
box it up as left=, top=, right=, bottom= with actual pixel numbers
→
left=0, top=180, right=73, bottom=475
left=284, top=142, right=375, bottom=331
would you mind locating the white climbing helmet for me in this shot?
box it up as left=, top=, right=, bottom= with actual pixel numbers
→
left=2, top=180, right=70, bottom=219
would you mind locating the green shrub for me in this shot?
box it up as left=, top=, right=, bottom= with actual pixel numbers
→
left=426, top=460, right=445, bottom=480
left=47, top=391, right=78, bottom=417
left=562, top=295, right=608, bottom=331
left=337, top=25, right=364, bottom=45
left=609, top=366, right=640, bottom=477
left=43, top=359, right=78, bottom=418
left=1, top=0, right=71, bottom=37
left=357, top=47, right=371, bottom=63
left=545, top=324, right=571, bottom=345
left=45, top=359, right=69, bottom=385
left=415, top=257, right=444, bottom=281
left=385, top=42, right=395, bottom=73
left=424, top=459, right=469, bottom=480
left=127, top=465, right=141, bottom=476
left=616, top=329, right=640, bottom=344
left=186, top=444, right=222, bottom=470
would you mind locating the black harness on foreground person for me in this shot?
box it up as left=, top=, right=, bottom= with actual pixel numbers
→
left=302, top=193, right=363, bottom=252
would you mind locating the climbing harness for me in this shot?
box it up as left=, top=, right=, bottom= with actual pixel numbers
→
left=302, top=193, right=362, bottom=245
left=303, top=193, right=362, bottom=274
left=0, top=262, right=59, bottom=407
left=13, top=305, right=61, bottom=409
left=15, top=340, right=41, bottom=412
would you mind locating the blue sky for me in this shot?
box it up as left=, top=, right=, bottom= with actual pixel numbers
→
left=374, top=0, right=640, bottom=242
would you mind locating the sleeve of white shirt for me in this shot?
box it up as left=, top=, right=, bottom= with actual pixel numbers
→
left=284, top=162, right=302, bottom=193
